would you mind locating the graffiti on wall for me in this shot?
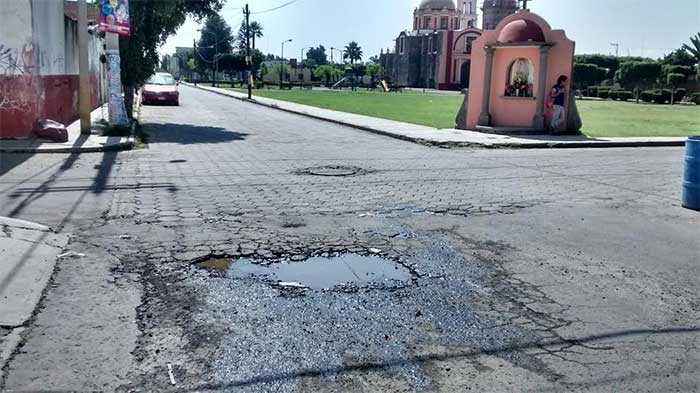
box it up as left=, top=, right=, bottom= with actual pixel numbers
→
left=0, top=42, right=38, bottom=113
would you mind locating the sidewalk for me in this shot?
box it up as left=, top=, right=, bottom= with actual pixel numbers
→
left=0, top=105, right=134, bottom=154
left=0, top=217, right=69, bottom=370
left=187, top=83, right=688, bottom=149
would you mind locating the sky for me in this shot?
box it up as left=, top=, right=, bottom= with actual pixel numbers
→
left=160, top=0, right=700, bottom=60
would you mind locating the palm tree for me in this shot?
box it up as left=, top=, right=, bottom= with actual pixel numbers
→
left=249, top=21, right=264, bottom=50
left=343, top=41, right=363, bottom=64
left=683, top=33, right=700, bottom=87
left=238, top=21, right=264, bottom=50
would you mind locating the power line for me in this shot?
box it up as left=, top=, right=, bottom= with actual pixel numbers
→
left=251, top=0, right=300, bottom=14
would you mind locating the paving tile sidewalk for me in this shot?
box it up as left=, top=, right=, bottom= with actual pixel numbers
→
left=187, top=83, right=688, bottom=149
left=0, top=105, right=134, bottom=154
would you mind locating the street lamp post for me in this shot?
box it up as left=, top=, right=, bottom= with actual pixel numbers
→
left=280, top=39, right=292, bottom=89
left=330, top=47, right=343, bottom=64
left=300, top=47, right=311, bottom=89
left=197, top=29, right=219, bottom=87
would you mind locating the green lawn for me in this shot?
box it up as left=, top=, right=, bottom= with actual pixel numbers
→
left=576, top=100, right=699, bottom=137
left=227, top=87, right=699, bottom=137
left=231, top=88, right=462, bottom=129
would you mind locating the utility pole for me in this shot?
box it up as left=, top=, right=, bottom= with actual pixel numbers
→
left=610, top=43, right=619, bottom=57
left=78, top=0, right=91, bottom=134
left=245, top=4, right=252, bottom=99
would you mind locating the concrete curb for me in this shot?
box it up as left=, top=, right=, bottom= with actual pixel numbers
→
left=0, top=99, right=140, bottom=154
left=185, top=83, right=687, bottom=149
left=0, top=141, right=134, bottom=154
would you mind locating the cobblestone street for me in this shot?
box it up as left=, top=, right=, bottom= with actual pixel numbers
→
left=1, top=85, right=698, bottom=392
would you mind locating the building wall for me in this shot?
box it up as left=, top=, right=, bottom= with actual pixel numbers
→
left=0, top=0, right=103, bottom=138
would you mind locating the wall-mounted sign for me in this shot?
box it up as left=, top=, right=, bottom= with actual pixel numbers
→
left=99, top=0, right=130, bottom=36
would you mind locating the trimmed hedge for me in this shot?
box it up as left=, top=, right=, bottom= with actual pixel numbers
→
left=674, top=88, right=687, bottom=101
left=641, top=90, right=655, bottom=103
left=691, top=93, right=700, bottom=105
left=598, top=90, right=610, bottom=99
left=616, top=91, right=634, bottom=101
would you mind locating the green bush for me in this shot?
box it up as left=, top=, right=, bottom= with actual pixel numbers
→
left=674, top=88, right=687, bottom=101
left=616, top=91, right=634, bottom=101
left=608, top=90, right=619, bottom=100
left=587, top=86, right=612, bottom=98
left=691, top=93, right=700, bottom=105
left=598, top=90, right=610, bottom=99
left=651, top=89, right=672, bottom=104
left=640, top=90, right=655, bottom=102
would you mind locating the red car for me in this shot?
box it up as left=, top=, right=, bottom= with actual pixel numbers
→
left=142, top=73, right=179, bottom=105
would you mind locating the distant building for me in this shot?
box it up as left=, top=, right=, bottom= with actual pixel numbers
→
left=380, top=0, right=517, bottom=90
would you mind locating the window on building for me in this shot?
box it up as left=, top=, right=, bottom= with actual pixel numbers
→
left=429, top=37, right=436, bottom=53
left=399, top=37, right=405, bottom=54
left=414, top=18, right=418, bottom=30
left=440, top=16, right=449, bottom=30
left=424, top=17, right=431, bottom=29
left=465, top=37, right=475, bottom=53
left=505, top=58, right=535, bottom=97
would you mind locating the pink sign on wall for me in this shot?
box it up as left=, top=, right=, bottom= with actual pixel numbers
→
left=99, top=0, right=130, bottom=36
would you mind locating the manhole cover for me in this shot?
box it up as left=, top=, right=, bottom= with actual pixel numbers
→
left=197, top=254, right=412, bottom=290
left=296, top=165, right=369, bottom=177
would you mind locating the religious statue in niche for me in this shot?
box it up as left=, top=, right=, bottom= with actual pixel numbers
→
left=505, top=58, right=534, bottom=97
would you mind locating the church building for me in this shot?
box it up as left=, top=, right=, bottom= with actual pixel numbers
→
left=380, top=0, right=519, bottom=90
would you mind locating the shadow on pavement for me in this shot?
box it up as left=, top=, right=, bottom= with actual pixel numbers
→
left=188, top=327, right=699, bottom=391
left=143, top=123, right=249, bottom=145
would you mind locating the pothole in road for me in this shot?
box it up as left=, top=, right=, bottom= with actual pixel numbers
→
left=295, top=165, right=371, bottom=177
left=196, top=254, right=413, bottom=290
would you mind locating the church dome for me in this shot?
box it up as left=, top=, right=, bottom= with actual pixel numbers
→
left=419, top=0, right=456, bottom=10
left=498, top=19, right=545, bottom=43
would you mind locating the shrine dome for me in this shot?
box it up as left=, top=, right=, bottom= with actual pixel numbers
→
left=497, top=19, right=545, bottom=43
left=419, top=0, right=456, bottom=10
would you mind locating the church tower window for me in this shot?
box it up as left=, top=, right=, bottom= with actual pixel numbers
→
left=440, top=16, right=449, bottom=30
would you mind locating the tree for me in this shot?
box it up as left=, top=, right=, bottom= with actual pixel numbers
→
left=667, top=73, right=686, bottom=105
left=682, top=33, right=700, bottom=87
left=237, top=20, right=263, bottom=50
left=119, top=0, right=225, bottom=116
left=366, top=63, right=383, bottom=84
left=661, top=48, right=696, bottom=68
left=574, top=54, right=619, bottom=76
left=615, top=61, right=662, bottom=103
left=196, top=13, right=234, bottom=83
left=343, top=41, right=363, bottom=64
left=160, top=54, right=171, bottom=72
left=249, top=22, right=263, bottom=50
left=186, top=57, right=197, bottom=81
left=573, top=63, right=608, bottom=89
left=313, top=65, right=342, bottom=86
left=306, top=46, right=328, bottom=66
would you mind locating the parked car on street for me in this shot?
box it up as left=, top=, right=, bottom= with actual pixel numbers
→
left=142, top=73, right=179, bottom=106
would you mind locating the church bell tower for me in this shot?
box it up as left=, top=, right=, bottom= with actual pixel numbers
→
left=459, top=1, right=478, bottom=29
left=482, top=0, right=519, bottom=30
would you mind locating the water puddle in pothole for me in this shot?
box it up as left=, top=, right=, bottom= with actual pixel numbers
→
left=197, top=254, right=412, bottom=290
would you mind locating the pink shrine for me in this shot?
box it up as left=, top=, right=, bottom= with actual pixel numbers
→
left=465, top=10, right=577, bottom=133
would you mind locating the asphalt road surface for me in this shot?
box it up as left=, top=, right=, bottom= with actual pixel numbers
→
left=1, top=85, right=698, bottom=392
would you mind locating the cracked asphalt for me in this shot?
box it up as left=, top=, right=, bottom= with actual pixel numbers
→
left=1, top=85, right=698, bottom=392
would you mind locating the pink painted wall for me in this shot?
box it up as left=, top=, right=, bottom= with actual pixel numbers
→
left=466, top=11, right=575, bottom=130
